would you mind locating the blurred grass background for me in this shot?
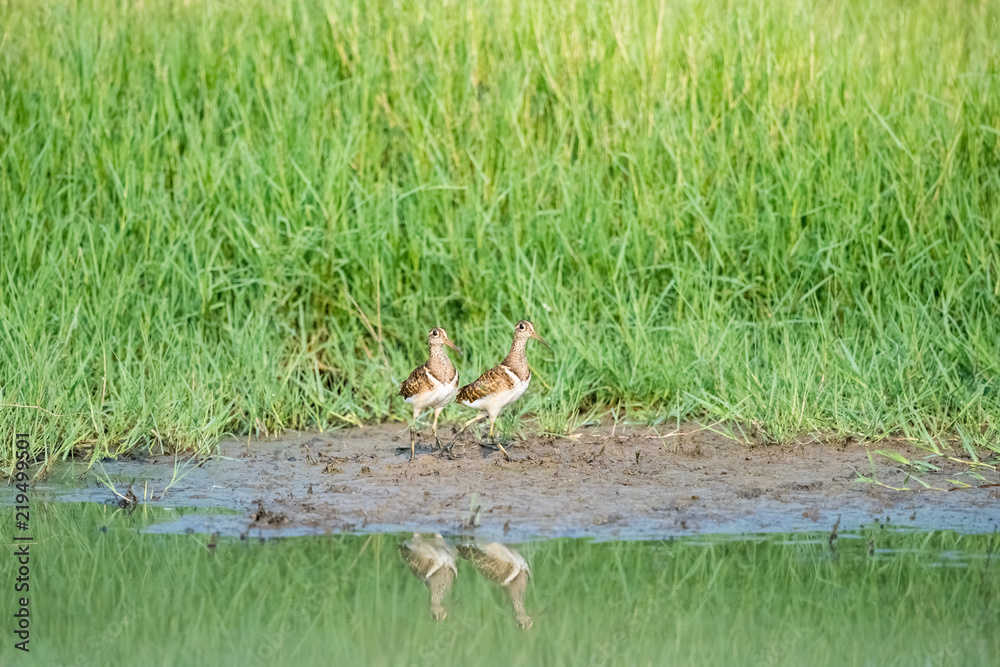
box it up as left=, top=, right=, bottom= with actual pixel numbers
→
left=1, top=0, right=999, bottom=466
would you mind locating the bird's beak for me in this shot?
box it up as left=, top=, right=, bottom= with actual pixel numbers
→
left=530, top=331, right=551, bottom=349
left=444, top=339, right=463, bottom=356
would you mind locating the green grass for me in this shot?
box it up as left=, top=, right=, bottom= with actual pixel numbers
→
left=2, top=502, right=998, bottom=665
left=2, top=0, right=1000, bottom=467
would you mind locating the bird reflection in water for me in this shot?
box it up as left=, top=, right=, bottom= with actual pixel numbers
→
left=398, top=533, right=458, bottom=620
left=457, top=542, right=533, bottom=629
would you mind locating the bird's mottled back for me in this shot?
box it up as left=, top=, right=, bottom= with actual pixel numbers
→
left=455, top=365, right=516, bottom=404
left=456, top=542, right=530, bottom=585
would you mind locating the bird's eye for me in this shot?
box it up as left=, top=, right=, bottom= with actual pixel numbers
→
left=432, top=331, right=438, bottom=336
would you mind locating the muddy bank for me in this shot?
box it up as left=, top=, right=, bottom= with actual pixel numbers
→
left=36, top=424, right=1000, bottom=540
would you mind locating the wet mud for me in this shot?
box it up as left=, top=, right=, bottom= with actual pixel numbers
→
left=36, top=424, right=1000, bottom=539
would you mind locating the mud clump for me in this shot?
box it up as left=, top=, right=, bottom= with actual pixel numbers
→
left=250, top=501, right=288, bottom=527
left=114, top=484, right=138, bottom=515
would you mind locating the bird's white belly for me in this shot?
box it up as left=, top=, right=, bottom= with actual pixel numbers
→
left=405, top=371, right=458, bottom=410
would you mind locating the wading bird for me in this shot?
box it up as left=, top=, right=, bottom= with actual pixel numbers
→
left=398, top=327, right=462, bottom=460
left=456, top=542, right=533, bottom=629
left=399, top=533, right=458, bottom=620
left=454, top=320, right=549, bottom=460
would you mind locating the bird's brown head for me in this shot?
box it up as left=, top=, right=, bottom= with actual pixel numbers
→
left=514, top=320, right=550, bottom=349
left=428, top=327, right=462, bottom=355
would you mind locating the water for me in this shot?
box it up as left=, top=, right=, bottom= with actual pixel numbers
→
left=1, top=501, right=997, bottom=666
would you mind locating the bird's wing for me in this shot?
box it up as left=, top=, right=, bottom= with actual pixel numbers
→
left=399, top=363, right=432, bottom=398
left=456, top=365, right=515, bottom=403
left=457, top=543, right=520, bottom=584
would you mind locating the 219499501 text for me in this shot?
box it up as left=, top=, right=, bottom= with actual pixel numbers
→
left=12, top=433, right=32, bottom=653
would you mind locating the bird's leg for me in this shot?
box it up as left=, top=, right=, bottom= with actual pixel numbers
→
left=448, top=413, right=485, bottom=452
left=462, top=413, right=486, bottom=430
left=486, top=415, right=511, bottom=461
left=432, top=408, right=443, bottom=450
left=506, top=572, right=532, bottom=629
left=398, top=407, right=421, bottom=459
left=410, top=406, right=420, bottom=461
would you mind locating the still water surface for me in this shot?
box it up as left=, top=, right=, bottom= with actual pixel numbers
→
left=2, top=502, right=997, bottom=666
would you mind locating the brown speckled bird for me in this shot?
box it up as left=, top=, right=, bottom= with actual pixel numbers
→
left=398, top=327, right=462, bottom=460
left=454, top=320, right=549, bottom=459
left=456, top=542, right=533, bottom=629
left=399, top=533, right=458, bottom=620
